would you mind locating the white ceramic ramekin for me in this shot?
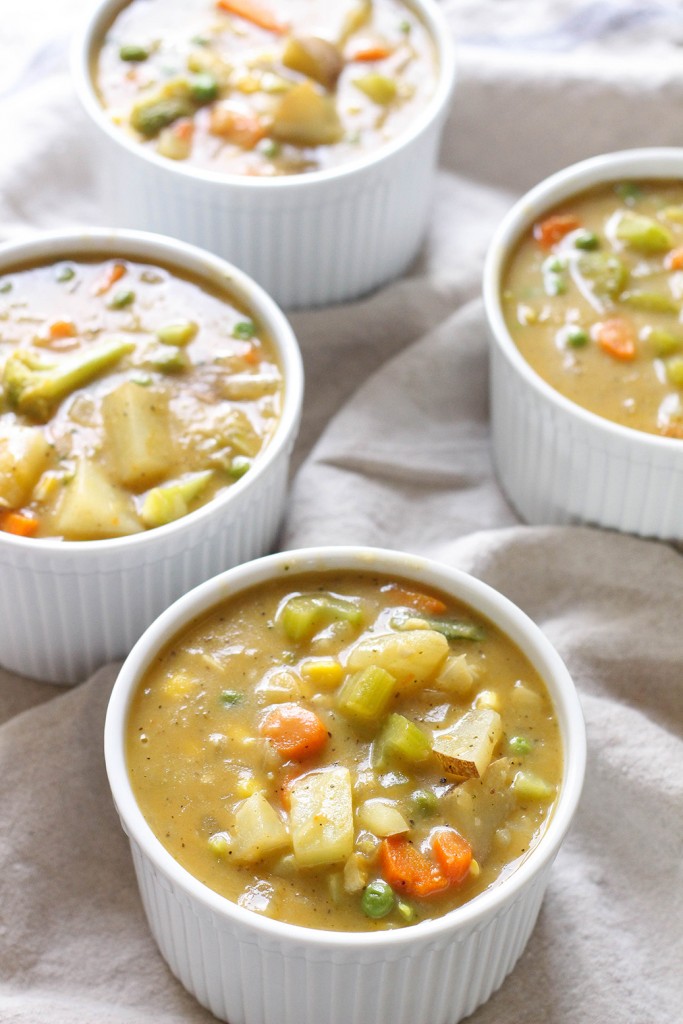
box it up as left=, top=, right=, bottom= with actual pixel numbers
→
left=104, top=545, right=586, bottom=1024
left=484, top=147, right=683, bottom=540
left=72, top=0, right=456, bottom=310
left=0, top=229, right=303, bottom=684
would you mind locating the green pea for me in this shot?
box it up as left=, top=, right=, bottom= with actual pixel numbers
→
left=220, top=689, right=243, bottom=706
left=119, top=43, right=150, bottom=62
left=232, top=320, right=256, bottom=340
left=361, top=880, right=395, bottom=919
left=565, top=326, right=589, bottom=349
left=574, top=230, right=599, bottom=251
left=411, top=789, right=439, bottom=816
left=259, top=138, right=281, bottom=160
left=109, top=289, right=135, bottom=309
left=190, top=72, right=219, bottom=103
left=509, top=735, right=533, bottom=755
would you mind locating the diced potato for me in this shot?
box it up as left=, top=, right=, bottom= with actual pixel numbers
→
left=271, top=82, right=343, bottom=146
left=231, top=792, right=290, bottom=863
left=0, top=426, right=51, bottom=507
left=346, top=629, right=449, bottom=689
left=282, top=36, right=344, bottom=90
left=357, top=798, right=409, bottom=837
left=434, top=653, right=479, bottom=697
left=289, top=766, right=354, bottom=868
left=343, top=852, right=369, bottom=893
left=50, top=459, right=143, bottom=539
left=102, top=381, right=172, bottom=489
left=352, top=73, right=397, bottom=105
left=255, top=669, right=302, bottom=703
left=433, top=708, right=502, bottom=780
left=441, top=757, right=516, bottom=861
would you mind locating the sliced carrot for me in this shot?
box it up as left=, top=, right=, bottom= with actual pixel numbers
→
left=533, top=214, right=581, bottom=251
left=92, top=261, right=126, bottom=296
left=171, top=118, right=195, bottom=143
left=208, top=106, right=266, bottom=148
left=259, top=702, right=329, bottom=761
left=49, top=319, right=77, bottom=340
left=665, top=246, right=683, bottom=271
left=242, top=342, right=262, bottom=366
left=592, top=317, right=637, bottom=361
left=381, top=583, right=447, bottom=616
left=0, top=509, right=40, bottom=537
left=350, top=44, right=394, bottom=62
left=275, top=765, right=304, bottom=810
left=215, top=0, right=288, bottom=34
left=431, top=828, right=473, bottom=885
left=378, top=835, right=449, bottom=898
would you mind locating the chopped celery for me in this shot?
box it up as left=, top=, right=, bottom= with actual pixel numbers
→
left=140, top=470, right=213, bottom=527
left=279, top=592, right=363, bottom=642
left=2, top=338, right=134, bottom=422
left=621, top=290, right=679, bottom=314
left=232, top=320, right=255, bottom=340
left=337, top=665, right=396, bottom=725
left=576, top=251, right=628, bottom=298
left=156, top=320, right=198, bottom=346
left=109, top=289, right=135, bottom=309
left=646, top=328, right=682, bottom=356
left=615, top=211, right=673, bottom=253
left=665, top=357, right=683, bottom=387
left=374, top=712, right=431, bottom=765
left=512, top=770, right=555, bottom=801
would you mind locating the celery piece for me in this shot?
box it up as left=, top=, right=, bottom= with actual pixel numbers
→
left=512, top=770, right=555, bottom=802
left=140, top=470, right=213, bottom=527
left=615, top=211, right=673, bottom=253
left=646, top=328, right=683, bottom=357
left=156, top=320, right=198, bottom=346
left=2, top=338, right=134, bottom=422
left=337, top=664, right=396, bottom=725
left=145, top=344, right=190, bottom=373
left=279, top=592, right=363, bottom=642
left=665, top=357, right=683, bottom=387
left=576, top=251, right=628, bottom=298
left=352, top=73, right=397, bottom=105
left=621, top=290, right=679, bottom=314
left=375, top=712, right=431, bottom=765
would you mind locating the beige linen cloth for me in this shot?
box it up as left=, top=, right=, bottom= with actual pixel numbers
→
left=1, top=2, right=682, bottom=1022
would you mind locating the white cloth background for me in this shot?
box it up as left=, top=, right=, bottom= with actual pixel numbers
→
left=1, top=3, right=682, bottom=1022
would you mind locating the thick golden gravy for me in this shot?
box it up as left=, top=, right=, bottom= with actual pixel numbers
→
left=127, top=569, right=562, bottom=932
left=502, top=180, right=683, bottom=438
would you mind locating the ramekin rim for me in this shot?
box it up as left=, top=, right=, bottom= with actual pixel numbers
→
left=0, top=226, right=304, bottom=553
left=483, top=145, right=683, bottom=454
left=71, top=0, right=457, bottom=191
left=104, top=544, right=587, bottom=952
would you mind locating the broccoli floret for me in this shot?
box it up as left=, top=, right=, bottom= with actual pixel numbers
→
left=2, top=338, right=134, bottom=422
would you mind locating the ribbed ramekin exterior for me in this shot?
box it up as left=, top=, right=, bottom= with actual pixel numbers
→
left=0, top=229, right=303, bottom=684
left=0, top=453, right=291, bottom=683
left=73, top=0, right=456, bottom=309
left=484, top=148, right=683, bottom=539
left=490, top=339, right=683, bottom=535
left=128, top=832, right=550, bottom=1024
left=105, top=547, right=586, bottom=1024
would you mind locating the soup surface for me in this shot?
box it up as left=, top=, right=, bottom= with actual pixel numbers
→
left=502, top=180, right=683, bottom=438
left=0, top=256, right=282, bottom=540
left=93, top=0, right=438, bottom=176
left=127, top=569, right=562, bottom=932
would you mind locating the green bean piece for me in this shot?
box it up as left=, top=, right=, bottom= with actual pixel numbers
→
left=232, top=320, right=256, bottom=340
left=132, top=97, right=193, bottom=138
left=219, top=689, right=243, bottom=706
left=420, top=616, right=485, bottom=642
left=190, top=72, right=219, bottom=104
left=119, top=43, right=150, bottom=62
left=361, top=880, right=395, bottom=919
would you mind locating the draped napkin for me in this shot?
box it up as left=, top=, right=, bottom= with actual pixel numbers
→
left=1, top=2, right=682, bottom=1021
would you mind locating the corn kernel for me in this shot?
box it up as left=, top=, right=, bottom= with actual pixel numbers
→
left=163, top=671, right=195, bottom=699
left=300, top=657, right=344, bottom=689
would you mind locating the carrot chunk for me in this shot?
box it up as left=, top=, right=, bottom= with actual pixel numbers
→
left=0, top=509, right=40, bottom=537
left=92, top=262, right=126, bottom=296
left=215, top=0, right=288, bottom=34
left=350, top=44, right=394, bottom=62
left=665, top=246, right=683, bottom=271
left=533, top=214, right=581, bottom=250
left=49, top=320, right=77, bottom=340
left=379, top=835, right=448, bottom=898
left=381, top=584, right=447, bottom=616
left=431, top=828, right=473, bottom=885
left=593, top=317, right=637, bottom=361
left=259, top=702, right=328, bottom=761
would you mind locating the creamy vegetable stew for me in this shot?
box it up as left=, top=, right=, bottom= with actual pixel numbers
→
left=502, top=179, right=683, bottom=438
left=93, top=0, right=438, bottom=176
left=127, top=569, right=562, bottom=931
left=0, top=256, right=282, bottom=540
